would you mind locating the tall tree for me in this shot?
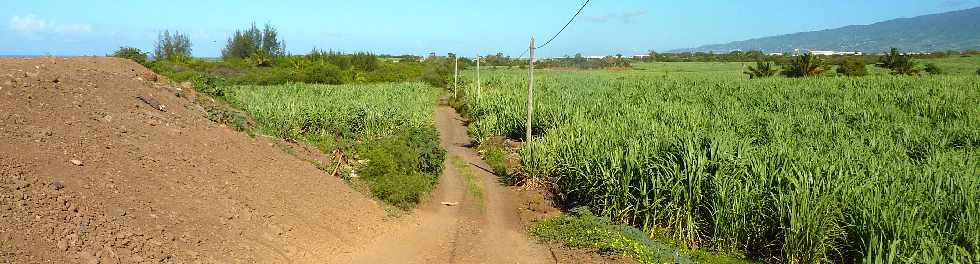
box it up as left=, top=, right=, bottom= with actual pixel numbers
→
left=222, top=23, right=285, bottom=61
left=153, top=30, right=192, bottom=61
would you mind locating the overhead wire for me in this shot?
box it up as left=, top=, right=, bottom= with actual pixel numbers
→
left=514, top=0, right=592, bottom=59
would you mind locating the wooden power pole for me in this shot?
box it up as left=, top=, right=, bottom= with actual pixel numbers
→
left=526, top=37, right=535, bottom=154
left=476, top=56, right=481, bottom=101
left=453, top=55, right=459, bottom=99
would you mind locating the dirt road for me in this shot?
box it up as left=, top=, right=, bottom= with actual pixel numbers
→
left=328, top=99, right=554, bottom=263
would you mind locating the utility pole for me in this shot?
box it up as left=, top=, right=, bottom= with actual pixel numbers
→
left=453, top=54, right=459, bottom=99
left=476, top=55, right=481, bottom=101
left=526, top=37, right=535, bottom=159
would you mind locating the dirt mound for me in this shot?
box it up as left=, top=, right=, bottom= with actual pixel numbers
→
left=0, top=57, right=387, bottom=263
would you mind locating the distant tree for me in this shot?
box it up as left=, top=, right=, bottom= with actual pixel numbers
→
left=222, top=23, right=284, bottom=65
left=782, top=53, right=830, bottom=77
left=923, top=63, right=944, bottom=75
left=153, top=30, right=192, bottom=61
left=646, top=50, right=658, bottom=61
left=110, top=47, right=148, bottom=64
left=744, top=61, right=778, bottom=79
left=876, top=48, right=902, bottom=69
left=877, top=48, right=920, bottom=75
left=261, top=24, right=283, bottom=55
left=836, top=58, right=868, bottom=77
left=573, top=53, right=586, bottom=68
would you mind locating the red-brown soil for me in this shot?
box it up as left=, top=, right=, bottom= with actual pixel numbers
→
left=0, top=57, right=389, bottom=263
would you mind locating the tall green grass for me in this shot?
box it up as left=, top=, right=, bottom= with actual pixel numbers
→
left=224, top=82, right=440, bottom=151
left=458, top=68, right=980, bottom=263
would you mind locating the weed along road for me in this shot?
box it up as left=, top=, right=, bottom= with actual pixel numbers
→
left=327, top=98, right=552, bottom=263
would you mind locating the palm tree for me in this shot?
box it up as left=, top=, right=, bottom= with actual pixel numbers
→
left=877, top=47, right=920, bottom=76
left=782, top=53, right=830, bottom=78
left=744, top=61, right=778, bottom=79
left=876, top=48, right=903, bottom=69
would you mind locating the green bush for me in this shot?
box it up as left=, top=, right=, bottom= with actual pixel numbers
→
left=836, top=59, right=868, bottom=76
left=247, top=51, right=274, bottom=67
left=297, top=62, right=347, bottom=84
left=364, top=170, right=437, bottom=210
left=149, top=51, right=432, bottom=87
left=744, top=61, right=777, bottom=79
left=782, top=53, right=830, bottom=77
left=358, top=125, right=445, bottom=209
left=923, top=63, right=944, bottom=75
left=976, top=68, right=980, bottom=75
left=877, top=48, right=920, bottom=76
left=110, top=47, right=148, bottom=64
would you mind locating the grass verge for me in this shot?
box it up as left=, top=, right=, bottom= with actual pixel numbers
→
left=532, top=207, right=754, bottom=264
left=450, top=156, right=484, bottom=208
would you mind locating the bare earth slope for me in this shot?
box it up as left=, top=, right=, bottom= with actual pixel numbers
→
left=0, top=57, right=388, bottom=263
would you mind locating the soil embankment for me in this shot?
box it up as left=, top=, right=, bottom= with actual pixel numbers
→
left=0, top=57, right=388, bottom=263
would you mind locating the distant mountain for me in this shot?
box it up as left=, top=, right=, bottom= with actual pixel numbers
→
left=675, top=6, right=980, bottom=53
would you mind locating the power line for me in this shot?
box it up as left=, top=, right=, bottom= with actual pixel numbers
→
left=536, top=0, right=591, bottom=49
left=514, top=0, right=592, bottom=59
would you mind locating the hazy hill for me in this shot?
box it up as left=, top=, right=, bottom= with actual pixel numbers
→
left=677, top=6, right=980, bottom=53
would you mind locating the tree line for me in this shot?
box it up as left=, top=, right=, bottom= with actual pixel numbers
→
left=108, top=23, right=459, bottom=89
left=744, top=48, right=952, bottom=78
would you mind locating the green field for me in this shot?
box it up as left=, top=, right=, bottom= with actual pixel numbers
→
left=456, top=65, right=980, bottom=262
left=921, top=56, right=980, bottom=75
left=223, top=82, right=440, bottom=149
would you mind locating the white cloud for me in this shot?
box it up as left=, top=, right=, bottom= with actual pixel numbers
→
left=9, top=15, right=92, bottom=34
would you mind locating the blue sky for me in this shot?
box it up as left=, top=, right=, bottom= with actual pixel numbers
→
left=2, top=0, right=978, bottom=57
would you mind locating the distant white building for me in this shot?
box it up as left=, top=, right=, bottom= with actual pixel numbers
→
left=585, top=56, right=605, bottom=60
left=805, top=50, right=863, bottom=56
left=768, top=52, right=785, bottom=56
left=632, top=54, right=650, bottom=59
left=808, top=51, right=837, bottom=56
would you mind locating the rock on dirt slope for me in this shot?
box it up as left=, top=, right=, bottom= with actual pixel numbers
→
left=0, top=57, right=389, bottom=263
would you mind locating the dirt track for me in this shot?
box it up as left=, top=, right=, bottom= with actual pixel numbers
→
left=327, top=99, right=554, bottom=263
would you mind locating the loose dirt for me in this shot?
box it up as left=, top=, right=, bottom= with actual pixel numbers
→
left=0, top=57, right=389, bottom=263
